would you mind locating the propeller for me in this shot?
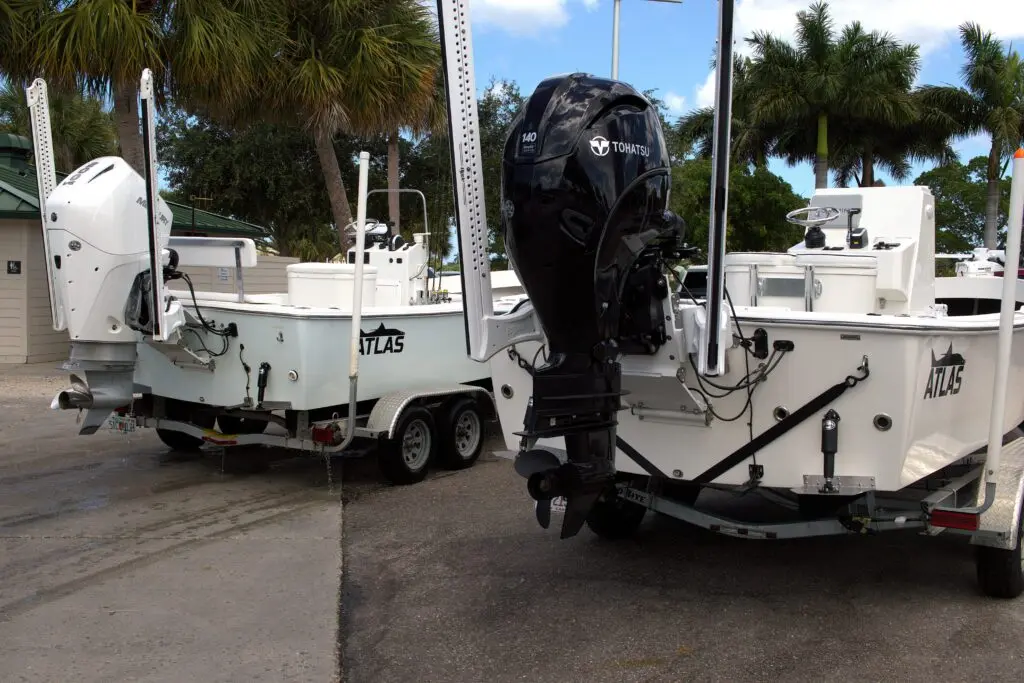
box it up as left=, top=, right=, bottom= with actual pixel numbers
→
left=514, top=448, right=560, bottom=478
left=515, top=449, right=561, bottom=528
left=514, top=446, right=616, bottom=539
left=69, top=373, right=89, bottom=395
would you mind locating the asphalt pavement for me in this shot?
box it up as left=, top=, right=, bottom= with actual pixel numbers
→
left=342, top=451, right=1024, bottom=683
left=4, top=361, right=1024, bottom=683
left=0, top=362, right=343, bottom=683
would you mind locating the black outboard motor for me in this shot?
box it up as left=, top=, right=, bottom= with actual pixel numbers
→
left=501, top=73, right=688, bottom=539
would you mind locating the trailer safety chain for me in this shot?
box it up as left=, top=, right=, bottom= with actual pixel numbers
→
left=323, top=448, right=336, bottom=496
left=507, top=345, right=541, bottom=375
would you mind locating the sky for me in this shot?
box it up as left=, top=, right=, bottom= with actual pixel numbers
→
left=451, top=0, right=1024, bottom=198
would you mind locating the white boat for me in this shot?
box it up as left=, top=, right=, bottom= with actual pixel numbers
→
left=433, top=0, right=1024, bottom=598
left=25, top=73, right=522, bottom=485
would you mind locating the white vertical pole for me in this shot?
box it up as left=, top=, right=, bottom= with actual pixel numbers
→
left=349, top=151, right=371, bottom=379
left=435, top=0, right=496, bottom=360
left=25, top=79, right=65, bottom=331
left=336, top=151, right=371, bottom=452
left=612, top=0, right=621, bottom=79
left=985, top=148, right=1024, bottom=480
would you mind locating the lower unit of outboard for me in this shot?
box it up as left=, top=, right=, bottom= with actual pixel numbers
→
left=501, top=72, right=689, bottom=538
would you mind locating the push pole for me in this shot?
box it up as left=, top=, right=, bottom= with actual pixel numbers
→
left=338, top=151, right=372, bottom=452
left=984, top=148, right=1024, bottom=485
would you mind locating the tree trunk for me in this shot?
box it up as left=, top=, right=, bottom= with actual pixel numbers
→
left=861, top=149, right=875, bottom=188
left=313, top=125, right=354, bottom=255
left=387, top=130, right=400, bottom=236
left=984, top=138, right=1002, bottom=249
left=814, top=112, right=828, bottom=189
left=113, top=83, right=144, bottom=176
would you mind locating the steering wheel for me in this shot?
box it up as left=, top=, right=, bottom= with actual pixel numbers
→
left=785, top=206, right=841, bottom=228
left=343, top=218, right=386, bottom=235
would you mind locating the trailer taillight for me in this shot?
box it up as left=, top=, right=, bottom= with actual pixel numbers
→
left=929, top=509, right=980, bottom=531
left=311, top=425, right=336, bottom=445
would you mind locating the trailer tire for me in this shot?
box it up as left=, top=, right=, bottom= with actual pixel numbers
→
left=437, top=398, right=484, bottom=470
left=217, top=415, right=268, bottom=435
left=378, top=406, right=437, bottom=485
left=156, top=429, right=205, bottom=452
left=975, top=511, right=1024, bottom=599
left=156, top=412, right=215, bottom=453
left=586, top=488, right=647, bottom=540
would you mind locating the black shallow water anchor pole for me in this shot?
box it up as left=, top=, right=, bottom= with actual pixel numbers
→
left=702, top=0, right=735, bottom=376
left=821, top=410, right=840, bottom=493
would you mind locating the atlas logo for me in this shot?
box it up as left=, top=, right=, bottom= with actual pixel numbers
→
left=590, top=136, right=610, bottom=157
left=923, top=343, right=966, bottom=400
left=360, top=323, right=405, bottom=355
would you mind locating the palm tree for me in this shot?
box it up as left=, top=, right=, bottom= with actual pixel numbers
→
left=226, top=0, right=442, bottom=251
left=829, top=92, right=959, bottom=187
left=0, top=79, right=117, bottom=170
left=0, top=1, right=47, bottom=77
left=31, top=0, right=278, bottom=175
left=677, top=55, right=784, bottom=168
left=384, top=64, right=446, bottom=236
left=743, top=2, right=921, bottom=189
left=916, top=23, right=1024, bottom=248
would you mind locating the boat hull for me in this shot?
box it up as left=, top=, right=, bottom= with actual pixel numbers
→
left=491, top=312, right=1024, bottom=492
left=134, top=300, right=488, bottom=411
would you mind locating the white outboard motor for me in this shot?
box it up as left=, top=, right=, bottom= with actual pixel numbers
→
left=46, top=156, right=185, bottom=433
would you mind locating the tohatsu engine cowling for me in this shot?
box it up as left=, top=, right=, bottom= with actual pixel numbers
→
left=500, top=72, right=688, bottom=539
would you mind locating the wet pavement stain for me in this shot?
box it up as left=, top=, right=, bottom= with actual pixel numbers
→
left=0, top=364, right=344, bottom=681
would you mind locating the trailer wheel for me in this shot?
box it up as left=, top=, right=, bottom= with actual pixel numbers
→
left=378, top=406, right=437, bottom=485
left=217, top=415, right=268, bottom=435
left=156, top=412, right=215, bottom=452
left=156, top=429, right=205, bottom=452
left=975, top=511, right=1024, bottom=599
left=437, top=398, right=484, bottom=470
left=585, top=488, right=647, bottom=540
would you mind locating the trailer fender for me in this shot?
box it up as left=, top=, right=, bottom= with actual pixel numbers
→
left=972, top=437, right=1024, bottom=550
left=367, top=386, right=496, bottom=440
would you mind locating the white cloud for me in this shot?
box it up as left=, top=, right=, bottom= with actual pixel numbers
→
left=691, top=0, right=1024, bottom=111
left=469, top=0, right=599, bottom=36
left=664, top=91, right=688, bottom=115
left=486, top=80, right=509, bottom=98
left=696, top=73, right=717, bottom=108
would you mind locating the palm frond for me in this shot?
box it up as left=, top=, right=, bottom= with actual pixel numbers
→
left=958, top=22, right=1006, bottom=99
left=34, top=0, right=164, bottom=96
